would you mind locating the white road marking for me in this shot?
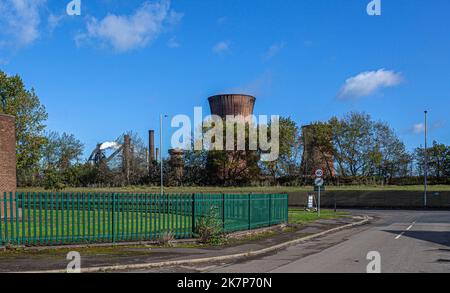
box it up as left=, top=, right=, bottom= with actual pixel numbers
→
left=406, top=222, right=416, bottom=231
left=395, top=222, right=416, bottom=239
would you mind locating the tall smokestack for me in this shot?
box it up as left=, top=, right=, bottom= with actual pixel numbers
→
left=149, top=130, right=155, bottom=162
left=123, top=135, right=131, bottom=184
left=155, top=148, right=159, bottom=163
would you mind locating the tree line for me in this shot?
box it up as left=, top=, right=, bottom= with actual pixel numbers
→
left=1, top=70, right=449, bottom=189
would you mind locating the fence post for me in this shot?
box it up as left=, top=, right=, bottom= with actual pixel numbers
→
left=268, top=194, right=272, bottom=226
left=191, top=193, right=195, bottom=236
left=222, top=193, right=225, bottom=231
left=248, top=193, right=251, bottom=230
left=15, top=192, right=19, bottom=245
left=286, top=194, right=289, bottom=223
left=112, top=193, right=116, bottom=244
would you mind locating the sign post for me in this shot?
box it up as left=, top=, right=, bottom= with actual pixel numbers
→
left=314, top=169, right=324, bottom=218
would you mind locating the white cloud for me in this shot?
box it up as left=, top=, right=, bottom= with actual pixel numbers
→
left=0, top=0, right=46, bottom=48
left=213, top=41, right=230, bottom=54
left=263, top=42, right=286, bottom=60
left=225, top=70, right=273, bottom=97
left=76, top=0, right=183, bottom=52
left=338, top=69, right=403, bottom=100
left=411, top=121, right=445, bottom=134
left=167, top=36, right=180, bottom=48
left=217, top=16, right=227, bottom=25
left=412, top=123, right=426, bottom=134
left=47, top=13, right=64, bottom=33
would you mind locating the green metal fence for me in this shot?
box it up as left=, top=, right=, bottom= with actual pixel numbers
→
left=0, top=192, right=288, bottom=247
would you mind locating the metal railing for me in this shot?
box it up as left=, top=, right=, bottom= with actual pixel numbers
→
left=0, top=192, right=288, bottom=246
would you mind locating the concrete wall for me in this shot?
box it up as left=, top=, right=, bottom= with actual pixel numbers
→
left=288, top=190, right=450, bottom=209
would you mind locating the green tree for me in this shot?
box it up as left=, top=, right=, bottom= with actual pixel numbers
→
left=261, top=117, right=302, bottom=182
left=0, top=71, right=48, bottom=185
left=300, top=122, right=335, bottom=179
left=42, top=131, right=84, bottom=171
left=204, top=119, right=260, bottom=185
left=415, top=141, right=450, bottom=178
left=329, top=112, right=410, bottom=181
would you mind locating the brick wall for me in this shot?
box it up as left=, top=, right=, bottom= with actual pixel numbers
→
left=0, top=114, right=16, bottom=218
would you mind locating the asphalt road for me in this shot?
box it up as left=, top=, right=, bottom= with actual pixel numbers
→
left=131, top=210, right=450, bottom=273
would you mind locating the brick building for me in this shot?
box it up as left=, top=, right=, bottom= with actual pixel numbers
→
left=0, top=113, right=16, bottom=203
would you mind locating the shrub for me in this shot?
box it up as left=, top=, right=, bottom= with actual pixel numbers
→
left=195, top=206, right=226, bottom=245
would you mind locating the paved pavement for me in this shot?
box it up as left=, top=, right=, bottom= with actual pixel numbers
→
left=131, top=210, right=450, bottom=273
left=1, top=216, right=358, bottom=272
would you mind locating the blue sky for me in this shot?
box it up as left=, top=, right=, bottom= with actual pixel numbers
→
left=1, top=0, right=449, bottom=158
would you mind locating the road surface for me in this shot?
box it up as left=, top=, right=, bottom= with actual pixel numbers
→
left=129, top=210, right=450, bottom=273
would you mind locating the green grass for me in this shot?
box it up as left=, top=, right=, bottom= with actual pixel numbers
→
left=288, top=208, right=350, bottom=225
left=1, top=207, right=287, bottom=246
left=1, top=210, right=193, bottom=246
left=17, top=185, right=450, bottom=193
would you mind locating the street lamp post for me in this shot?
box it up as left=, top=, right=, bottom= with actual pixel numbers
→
left=424, top=110, right=428, bottom=208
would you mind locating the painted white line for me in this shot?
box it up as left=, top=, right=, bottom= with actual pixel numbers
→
left=406, top=222, right=416, bottom=231
left=395, top=222, right=416, bottom=239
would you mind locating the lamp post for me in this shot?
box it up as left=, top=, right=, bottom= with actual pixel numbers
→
left=424, top=110, right=428, bottom=208
left=160, top=114, right=168, bottom=195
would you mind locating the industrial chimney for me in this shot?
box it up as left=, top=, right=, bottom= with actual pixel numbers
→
left=149, top=130, right=155, bottom=163
left=122, top=135, right=131, bottom=184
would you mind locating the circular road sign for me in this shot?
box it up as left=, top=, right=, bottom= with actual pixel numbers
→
left=315, top=178, right=324, bottom=187
left=315, top=169, right=324, bottom=178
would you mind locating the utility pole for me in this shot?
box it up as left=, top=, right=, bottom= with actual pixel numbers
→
left=424, top=110, right=428, bottom=208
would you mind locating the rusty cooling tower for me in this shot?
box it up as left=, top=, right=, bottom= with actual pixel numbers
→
left=0, top=114, right=17, bottom=218
left=300, top=125, right=335, bottom=178
left=208, top=94, right=256, bottom=121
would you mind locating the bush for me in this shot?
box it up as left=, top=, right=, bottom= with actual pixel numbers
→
left=43, top=169, right=65, bottom=191
left=157, top=230, right=175, bottom=247
left=194, top=206, right=226, bottom=245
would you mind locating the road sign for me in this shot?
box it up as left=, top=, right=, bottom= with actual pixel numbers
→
left=315, top=169, right=323, bottom=178
left=315, top=177, right=324, bottom=187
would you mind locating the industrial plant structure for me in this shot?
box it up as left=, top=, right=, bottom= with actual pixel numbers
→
left=79, top=93, right=337, bottom=187
left=207, top=94, right=258, bottom=183
left=208, top=94, right=256, bottom=123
